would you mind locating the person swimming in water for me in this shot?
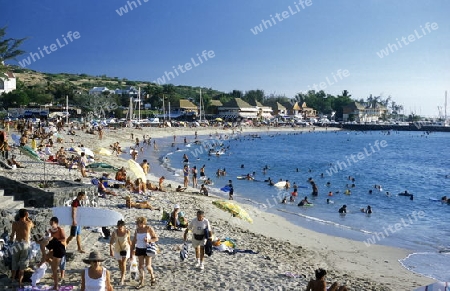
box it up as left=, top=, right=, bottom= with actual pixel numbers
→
left=298, top=196, right=311, bottom=207
left=338, top=205, right=347, bottom=214
left=361, top=205, right=372, bottom=214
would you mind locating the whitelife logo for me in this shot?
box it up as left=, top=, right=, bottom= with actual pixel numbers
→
left=153, top=50, right=215, bottom=85
left=250, top=0, right=313, bottom=35
left=376, top=22, right=438, bottom=59
left=18, top=31, right=81, bottom=68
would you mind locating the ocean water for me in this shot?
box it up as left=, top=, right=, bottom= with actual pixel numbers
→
left=132, top=130, right=450, bottom=281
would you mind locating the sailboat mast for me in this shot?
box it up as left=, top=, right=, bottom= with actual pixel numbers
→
left=445, top=91, right=447, bottom=121
left=199, top=88, right=202, bottom=122
left=138, top=87, right=141, bottom=122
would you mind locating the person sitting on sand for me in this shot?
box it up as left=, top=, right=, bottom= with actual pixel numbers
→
left=200, top=184, right=208, bottom=196
left=306, top=268, right=348, bottom=291
left=98, top=180, right=118, bottom=197
left=176, top=185, right=186, bottom=192
left=158, top=176, right=165, bottom=192
left=361, top=205, right=372, bottom=214
left=298, top=196, right=311, bottom=207
left=7, top=155, right=25, bottom=168
left=115, top=167, right=127, bottom=182
left=168, top=204, right=188, bottom=230
left=133, top=178, right=146, bottom=194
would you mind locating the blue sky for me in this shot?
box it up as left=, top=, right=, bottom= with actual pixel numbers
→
left=2, top=0, right=450, bottom=116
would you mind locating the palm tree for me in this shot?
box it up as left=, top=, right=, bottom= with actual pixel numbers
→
left=0, top=26, right=27, bottom=76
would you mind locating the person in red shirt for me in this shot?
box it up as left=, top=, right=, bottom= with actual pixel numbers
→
left=65, top=191, right=86, bottom=253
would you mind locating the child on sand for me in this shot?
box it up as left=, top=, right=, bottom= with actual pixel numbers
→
left=306, top=268, right=348, bottom=291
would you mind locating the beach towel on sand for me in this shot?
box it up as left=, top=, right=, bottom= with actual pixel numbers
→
left=31, top=263, right=47, bottom=286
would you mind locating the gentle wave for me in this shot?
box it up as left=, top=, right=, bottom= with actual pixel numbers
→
left=399, top=252, right=450, bottom=281
left=276, top=208, right=373, bottom=234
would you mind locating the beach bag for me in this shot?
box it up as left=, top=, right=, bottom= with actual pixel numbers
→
left=180, top=242, right=189, bottom=261
left=146, top=242, right=157, bottom=257
left=161, top=210, right=170, bottom=222
left=129, top=256, right=138, bottom=273
left=31, top=263, right=48, bottom=287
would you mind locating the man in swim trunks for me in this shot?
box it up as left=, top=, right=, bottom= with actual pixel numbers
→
left=10, top=209, right=34, bottom=288
left=66, top=191, right=86, bottom=253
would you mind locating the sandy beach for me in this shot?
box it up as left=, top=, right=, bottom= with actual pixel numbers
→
left=0, top=124, right=435, bottom=290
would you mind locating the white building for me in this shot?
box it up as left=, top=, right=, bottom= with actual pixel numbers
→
left=88, top=87, right=115, bottom=95
left=0, top=72, right=16, bottom=94
left=218, top=98, right=259, bottom=119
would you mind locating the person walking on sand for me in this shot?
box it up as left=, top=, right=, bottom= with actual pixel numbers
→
left=183, top=210, right=212, bottom=270
left=10, top=209, right=34, bottom=289
left=131, top=216, right=158, bottom=289
left=39, top=217, right=66, bottom=290
left=81, top=251, right=113, bottom=291
left=66, top=191, right=86, bottom=253
left=79, top=152, right=87, bottom=178
left=98, top=126, right=103, bottom=140
left=109, top=219, right=132, bottom=286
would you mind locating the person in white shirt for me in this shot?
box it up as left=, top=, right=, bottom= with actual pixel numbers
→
left=183, top=210, right=212, bottom=270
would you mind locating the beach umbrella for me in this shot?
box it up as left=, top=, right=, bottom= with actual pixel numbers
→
left=95, top=148, right=112, bottom=156
left=86, top=162, right=118, bottom=172
left=127, top=159, right=147, bottom=182
left=73, top=147, right=95, bottom=158
left=414, top=282, right=450, bottom=291
left=18, top=145, right=42, bottom=162
left=11, top=134, right=20, bottom=146
left=215, top=118, right=223, bottom=122
left=19, top=145, right=49, bottom=184
left=212, top=200, right=253, bottom=223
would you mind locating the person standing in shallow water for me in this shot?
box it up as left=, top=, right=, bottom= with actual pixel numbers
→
left=183, top=165, right=189, bottom=188
left=192, top=166, right=198, bottom=188
left=228, top=180, right=234, bottom=200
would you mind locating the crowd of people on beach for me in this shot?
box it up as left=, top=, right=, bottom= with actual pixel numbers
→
left=7, top=195, right=218, bottom=290
left=0, top=119, right=368, bottom=290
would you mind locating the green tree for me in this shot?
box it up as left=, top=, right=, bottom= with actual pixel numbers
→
left=0, top=26, right=27, bottom=76
left=243, top=89, right=265, bottom=104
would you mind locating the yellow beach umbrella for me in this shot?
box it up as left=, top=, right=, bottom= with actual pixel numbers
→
left=212, top=200, right=253, bottom=223
left=127, top=159, right=146, bottom=183
left=95, top=147, right=112, bottom=156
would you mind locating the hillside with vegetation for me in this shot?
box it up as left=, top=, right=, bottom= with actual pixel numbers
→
left=1, top=66, right=409, bottom=121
